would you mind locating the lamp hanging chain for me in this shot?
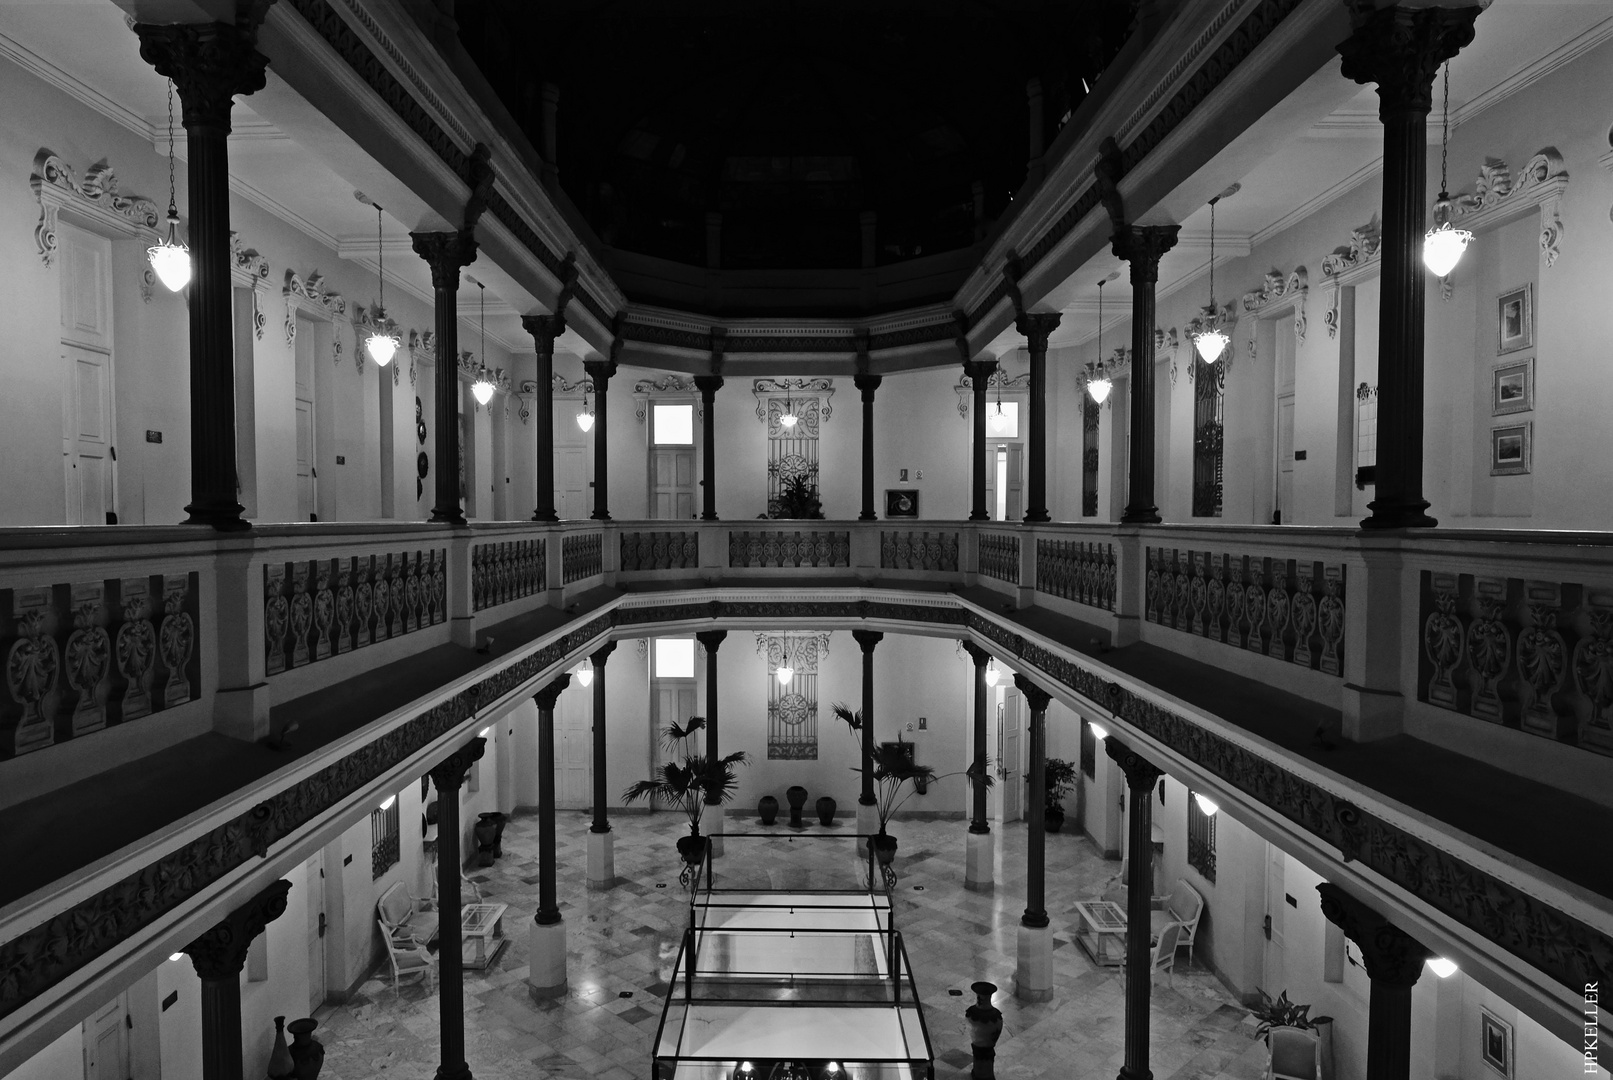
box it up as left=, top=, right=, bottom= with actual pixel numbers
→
left=1097, top=279, right=1104, bottom=365
left=1439, top=61, right=1451, bottom=198
left=1208, top=198, right=1216, bottom=308
left=376, top=205, right=385, bottom=320
left=478, top=280, right=485, bottom=368
left=166, top=80, right=177, bottom=217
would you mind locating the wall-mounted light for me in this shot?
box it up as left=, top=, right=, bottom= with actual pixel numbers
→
left=1089, top=722, right=1109, bottom=740
left=364, top=201, right=397, bottom=366
left=146, top=79, right=191, bottom=292
left=576, top=658, right=595, bottom=687
left=1192, top=792, right=1219, bottom=816
left=1427, top=957, right=1458, bottom=978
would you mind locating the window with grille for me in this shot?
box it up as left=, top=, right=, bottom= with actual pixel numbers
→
left=371, top=797, right=401, bottom=879
left=766, top=397, right=821, bottom=516
left=1191, top=359, right=1225, bottom=517
left=761, top=632, right=824, bottom=759
left=1080, top=719, right=1096, bottom=778
left=1081, top=398, right=1100, bottom=517
left=1187, top=791, right=1216, bottom=883
left=1355, top=382, right=1377, bottom=486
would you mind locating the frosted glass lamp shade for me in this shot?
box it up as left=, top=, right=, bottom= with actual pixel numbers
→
left=1192, top=792, right=1219, bottom=816
left=984, top=660, right=1000, bottom=687
left=1423, top=221, right=1472, bottom=277
left=366, top=332, right=397, bottom=366
left=1427, top=957, right=1458, bottom=978
left=1089, top=723, right=1108, bottom=740
left=576, top=659, right=594, bottom=687
left=471, top=378, right=495, bottom=406
left=1194, top=328, right=1229, bottom=364
left=1087, top=378, right=1112, bottom=404
left=779, top=411, right=798, bottom=429
left=775, top=663, right=794, bottom=686
left=147, top=216, right=191, bottom=292
left=577, top=410, right=595, bottom=432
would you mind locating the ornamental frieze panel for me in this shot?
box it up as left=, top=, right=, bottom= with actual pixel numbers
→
left=633, top=376, right=702, bottom=423
left=1447, top=147, right=1568, bottom=268
left=1239, top=265, right=1307, bottom=349
left=30, top=149, right=161, bottom=269
left=264, top=551, right=445, bottom=676
left=753, top=378, right=835, bottom=424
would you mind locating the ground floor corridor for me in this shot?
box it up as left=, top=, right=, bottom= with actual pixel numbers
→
left=315, top=814, right=1266, bottom=1080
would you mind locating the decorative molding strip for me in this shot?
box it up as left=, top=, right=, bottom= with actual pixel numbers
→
left=619, top=532, right=698, bottom=573
left=264, top=551, right=445, bottom=676
left=752, top=378, right=835, bottom=423
left=1115, top=0, right=1249, bottom=142
left=880, top=531, right=960, bottom=573
left=1447, top=148, right=1569, bottom=269
left=1037, top=539, right=1116, bottom=612
left=471, top=540, right=544, bottom=612
left=977, top=533, right=1020, bottom=585
left=229, top=232, right=271, bottom=337
left=561, top=533, right=603, bottom=584
left=728, top=531, right=851, bottom=569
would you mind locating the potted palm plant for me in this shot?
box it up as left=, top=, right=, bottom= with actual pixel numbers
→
left=1038, top=758, right=1079, bottom=833
left=622, top=716, right=749, bottom=869
left=862, top=736, right=936, bottom=865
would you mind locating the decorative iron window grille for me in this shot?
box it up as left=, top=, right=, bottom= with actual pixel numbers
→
left=766, top=397, right=821, bottom=516
left=1191, top=358, right=1225, bottom=518
left=1187, top=790, right=1217, bottom=883
left=1080, top=719, right=1096, bottom=778
left=1082, top=398, right=1101, bottom=517
left=1355, top=382, right=1378, bottom=489
left=371, top=798, right=401, bottom=880
left=758, top=631, right=829, bottom=759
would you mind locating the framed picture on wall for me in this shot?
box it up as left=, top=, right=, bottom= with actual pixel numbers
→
left=1491, top=357, right=1533, bottom=416
left=1479, top=1007, right=1514, bottom=1078
left=1490, top=422, right=1532, bottom=476
left=1497, top=284, right=1533, bottom=354
left=884, top=489, right=920, bottom=518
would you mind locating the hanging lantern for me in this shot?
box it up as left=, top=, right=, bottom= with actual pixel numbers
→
left=776, top=640, right=794, bottom=686
left=576, top=658, right=594, bottom=687
left=1087, top=278, right=1111, bottom=403
left=1087, top=375, right=1112, bottom=405
left=577, top=390, right=595, bottom=432
left=470, top=281, right=494, bottom=404
left=365, top=202, right=397, bottom=366
left=779, top=391, right=798, bottom=429
left=1192, top=194, right=1229, bottom=365
left=1192, top=792, right=1219, bottom=816
left=984, top=659, right=1000, bottom=687
left=1424, top=62, right=1472, bottom=278
left=146, top=80, right=190, bottom=292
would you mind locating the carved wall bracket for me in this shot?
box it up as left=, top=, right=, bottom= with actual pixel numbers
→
left=283, top=269, right=348, bottom=368
left=1240, top=265, right=1308, bottom=348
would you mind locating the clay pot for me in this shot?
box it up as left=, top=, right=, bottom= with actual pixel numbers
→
left=872, top=833, right=898, bottom=866
left=473, top=813, right=500, bottom=867
left=676, top=833, right=707, bottom=867
left=786, top=785, right=808, bottom=828
left=286, top=1017, right=324, bottom=1080
left=758, top=795, right=779, bottom=825
left=964, top=981, right=1004, bottom=1080
left=267, top=1016, right=295, bottom=1079
left=816, top=795, right=837, bottom=826
left=1045, top=807, right=1065, bottom=834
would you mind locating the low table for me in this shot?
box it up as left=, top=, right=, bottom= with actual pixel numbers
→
left=461, top=902, right=509, bottom=970
left=1072, top=899, right=1128, bottom=966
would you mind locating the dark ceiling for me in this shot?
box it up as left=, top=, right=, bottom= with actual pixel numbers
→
left=457, top=1, right=1138, bottom=274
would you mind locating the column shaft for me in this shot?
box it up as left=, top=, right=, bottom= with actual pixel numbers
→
left=853, top=630, right=882, bottom=804
left=591, top=643, right=616, bottom=833
left=695, top=376, right=722, bottom=521
left=1015, top=676, right=1051, bottom=926
left=412, top=233, right=478, bottom=526
left=1106, top=739, right=1163, bottom=1080
left=197, top=975, right=244, bottom=1080
left=1111, top=226, right=1178, bottom=525
left=523, top=316, right=559, bottom=521
left=429, top=739, right=485, bottom=1080
left=1317, top=882, right=1432, bottom=1080
left=533, top=679, right=569, bottom=923
left=855, top=373, right=881, bottom=521
left=184, top=878, right=291, bottom=1080
left=962, top=642, right=991, bottom=833
left=1017, top=313, right=1059, bottom=523
left=696, top=630, right=727, bottom=804
left=965, top=361, right=996, bottom=521
left=585, top=360, right=616, bottom=521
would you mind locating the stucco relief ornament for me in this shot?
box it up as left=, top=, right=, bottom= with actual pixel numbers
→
left=313, top=572, right=335, bottom=661
left=1516, top=585, right=1567, bottom=738
left=1572, top=599, right=1613, bottom=753
left=1320, top=214, right=1381, bottom=338
left=264, top=570, right=289, bottom=674
left=1448, top=148, right=1568, bottom=267
left=30, top=150, right=161, bottom=267
left=116, top=590, right=156, bottom=720
left=1265, top=567, right=1291, bottom=660
left=1318, top=569, right=1345, bottom=677
left=1291, top=570, right=1318, bottom=669
left=1465, top=580, right=1510, bottom=723
left=1423, top=577, right=1464, bottom=709
left=7, top=607, right=59, bottom=753
left=64, top=599, right=111, bottom=735
left=354, top=565, right=374, bottom=647
left=158, top=578, right=194, bottom=708
left=1244, top=571, right=1267, bottom=654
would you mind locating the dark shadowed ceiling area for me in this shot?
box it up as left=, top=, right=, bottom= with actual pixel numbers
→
left=456, top=1, right=1139, bottom=274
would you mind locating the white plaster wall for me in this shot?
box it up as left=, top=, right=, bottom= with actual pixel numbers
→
left=873, top=369, right=971, bottom=521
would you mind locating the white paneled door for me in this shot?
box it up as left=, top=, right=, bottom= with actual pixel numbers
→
left=556, top=695, right=592, bottom=810
left=556, top=446, right=588, bottom=520
left=295, top=316, right=317, bottom=521
left=58, top=224, right=116, bottom=526
left=651, top=447, right=697, bottom=519
left=81, top=993, right=128, bottom=1080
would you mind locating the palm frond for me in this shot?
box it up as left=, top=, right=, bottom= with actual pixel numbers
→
left=831, top=702, right=862, bottom=731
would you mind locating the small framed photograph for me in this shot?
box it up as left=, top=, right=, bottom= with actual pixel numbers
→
left=1497, top=284, right=1532, bottom=354
left=884, top=489, right=919, bottom=518
left=1480, top=1007, right=1513, bottom=1078
left=1491, top=357, right=1533, bottom=416
left=1490, top=422, right=1532, bottom=476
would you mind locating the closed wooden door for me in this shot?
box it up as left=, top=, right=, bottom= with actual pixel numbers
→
left=58, top=224, right=116, bottom=526
left=985, top=444, right=1023, bottom=522
left=295, top=318, right=317, bottom=521
left=1276, top=394, right=1295, bottom=524
left=555, top=446, right=588, bottom=519
left=652, top=681, right=698, bottom=776
left=82, top=993, right=128, bottom=1080
left=556, top=695, right=591, bottom=809
left=306, top=851, right=326, bottom=1014
left=997, top=689, right=1022, bottom=823
left=651, top=447, right=697, bottom=519
left=1264, top=844, right=1287, bottom=992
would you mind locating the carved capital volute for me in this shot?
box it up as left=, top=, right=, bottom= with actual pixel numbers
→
left=1110, top=225, right=1180, bottom=285
left=590, top=640, right=617, bottom=667
left=1317, top=883, right=1432, bottom=987
left=583, top=358, right=617, bottom=388
left=694, top=629, right=727, bottom=652
left=961, top=640, right=991, bottom=668
left=852, top=629, right=883, bottom=655
left=1104, top=736, right=1163, bottom=789
left=533, top=674, right=571, bottom=712
left=1015, top=311, right=1062, bottom=354
left=1337, top=4, right=1480, bottom=116
left=1012, top=673, right=1052, bottom=713
left=962, top=358, right=998, bottom=387
left=853, top=372, right=882, bottom=399
left=410, top=231, right=478, bottom=292
left=429, top=736, right=487, bottom=792
left=693, top=374, right=724, bottom=399
left=184, top=879, right=291, bottom=981
left=134, top=20, right=269, bottom=134
left=521, top=312, right=565, bottom=354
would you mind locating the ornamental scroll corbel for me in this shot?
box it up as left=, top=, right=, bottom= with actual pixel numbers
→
left=1240, top=265, right=1308, bottom=349
left=1442, top=148, right=1569, bottom=287
left=283, top=269, right=348, bottom=368
left=229, top=233, right=270, bottom=338
left=1154, top=326, right=1180, bottom=385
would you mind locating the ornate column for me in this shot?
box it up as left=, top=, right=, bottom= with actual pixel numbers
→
left=852, top=630, right=883, bottom=839
left=530, top=676, right=570, bottom=996
left=412, top=231, right=479, bottom=526
left=961, top=641, right=993, bottom=890
left=1110, top=225, right=1179, bottom=525
left=522, top=313, right=562, bottom=521
left=184, top=879, right=290, bottom=1080
left=588, top=641, right=617, bottom=889
left=1318, top=884, right=1432, bottom=1080
left=1105, top=736, right=1164, bottom=1080
left=1017, top=312, right=1060, bottom=523
left=428, top=737, right=486, bottom=1080
left=1339, top=5, right=1479, bottom=529
left=1012, top=675, right=1053, bottom=1002
left=694, top=630, right=727, bottom=846
left=964, top=360, right=998, bottom=521
left=694, top=375, right=723, bottom=521
left=134, top=17, right=270, bottom=531
left=583, top=358, right=616, bottom=521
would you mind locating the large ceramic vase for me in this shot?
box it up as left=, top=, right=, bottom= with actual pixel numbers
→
left=758, top=795, right=779, bottom=825
left=786, top=786, right=808, bottom=828
left=474, top=812, right=500, bottom=867
left=816, top=795, right=836, bottom=826
left=286, top=1017, right=324, bottom=1080
left=267, top=1016, right=295, bottom=1080
left=964, top=981, right=1004, bottom=1080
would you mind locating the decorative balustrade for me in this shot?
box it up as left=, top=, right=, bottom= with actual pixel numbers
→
left=561, top=532, right=604, bottom=584
left=264, top=549, right=445, bottom=676
left=977, top=532, right=1019, bottom=584
left=1, top=572, right=200, bottom=760
left=1036, top=538, right=1116, bottom=611
left=1421, top=569, right=1613, bottom=757
left=619, top=530, right=699, bottom=572
left=1145, top=546, right=1346, bottom=677
left=880, top=530, right=959, bottom=572
left=728, top=530, right=851, bottom=568
left=471, top=539, right=545, bottom=611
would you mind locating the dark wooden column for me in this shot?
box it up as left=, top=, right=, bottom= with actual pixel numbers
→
left=695, top=630, right=727, bottom=804
left=412, top=231, right=478, bottom=526
left=1014, top=675, right=1052, bottom=927
left=590, top=642, right=616, bottom=833
left=1339, top=5, right=1479, bottom=530
left=1017, top=312, right=1061, bottom=523
left=964, top=360, right=998, bottom=521
left=1105, top=736, right=1164, bottom=1080
left=428, top=737, right=486, bottom=1080
left=1111, top=225, right=1179, bottom=525
left=184, top=879, right=290, bottom=1080
left=134, top=18, right=270, bottom=531
left=853, top=630, right=883, bottom=806
left=1318, top=884, right=1433, bottom=1080
left=854, top=373, right=881, bottom=522
left=533, top=677, right=570, bottom=924
left=694, top=375, right=723, bottom=521
left=522, top=313, right=562, bottom=522
left=583, top=358, right=616, bottom=521
left=961, top=642, right=992, bottom=833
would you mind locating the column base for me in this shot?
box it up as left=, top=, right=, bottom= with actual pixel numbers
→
left=1014, top=923, right=1054, bottom=1002
left=964, top=830, right=994, bottom=892
left=527, top=918, right=567, bottom=998
left=587, top=830, right=615, bottom=890
left=856, top=802, right=878, bottom=849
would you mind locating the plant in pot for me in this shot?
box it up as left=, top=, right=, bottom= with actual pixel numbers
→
left=771, top=473, right=824, bottom=519
left=1251, top=988, right=1332, bottom=1074
left=858, top=735, right=937, bottom=866
left=1037, top=758, right=1079, bottom=833
left=622, top=716, right=749, bottom=872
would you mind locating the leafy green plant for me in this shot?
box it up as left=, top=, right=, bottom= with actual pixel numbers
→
left=833, top=704, right=991, bottom=835
left=772, top=474, right=824, bottom=519
left=1250, top=989, right=1332, bottom=1040
left=621, top=716, right=749, bottom=837
left=1039, top=758, right=1079, bottom=814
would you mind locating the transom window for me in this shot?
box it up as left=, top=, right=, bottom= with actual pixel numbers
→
left=652, top=403, right=695, bottom=445
left=654, top=637, right=696, bottom=679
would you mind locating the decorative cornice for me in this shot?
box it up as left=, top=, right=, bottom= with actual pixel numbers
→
left=1320, top=213, right=1382, bottom=283
left=1240, top=265, right=1308, bottom=349
left=283, top=269, right=348, bottom=366
left=954, top=368, right=1032, bottom=419
left=1447, top=148, right=1569, bottom=270
left=632, top=376, right=701, bottom=424
left=30, top=149, right=161, bottom=269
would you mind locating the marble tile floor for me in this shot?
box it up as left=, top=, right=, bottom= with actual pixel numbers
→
left=314, top=813, right=1269, bottom=1080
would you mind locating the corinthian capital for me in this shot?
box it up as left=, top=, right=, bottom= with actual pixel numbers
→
left=1337, top=4, right=1481, bottom=115
left=134, top=20, right=270, bottom=133
left=184, top=879, right=291, bottom=981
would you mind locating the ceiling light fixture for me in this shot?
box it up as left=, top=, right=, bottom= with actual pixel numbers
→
left=577, top=382, right=595, bottom=432
left=1192, top=792, right=1219, bottom=816
left=576, top=657, right=594, bottom=687
left=990, top=374, right=1009, bottom=433
left=1427, top=957, right=1459, bottom=979
left=1193, top=195, right=1229, bottom=364
left=984, top=658, right=1001, bottom=687
left=146, top=79, right=191, bottom=292
left=780, top=387, right=799, bottom=429
left=1089, top=722, right=1108, bottom=740
left=364, top=202, right=397, bottom=366
left=471, top=280, right=495, bottom=406
left=1087, top=277, right=1113, bottom=404
left=1424, top=62, right=1472, bottom=278
left=776, top=637, right=794, bottom=687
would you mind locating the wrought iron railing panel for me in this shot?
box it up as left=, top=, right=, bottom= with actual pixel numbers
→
left=619, top=530, right=699, bottom=572
left=1036, top=539, right=1116, bottom=611
left=266, top=550, right=445, bottom=676
left=727, top=530, right=851, bottom=568
left=977, top=532, right=1019, bottom=584
left=561, top=533, right=604, bottom=584
left=879, top=531, right=959, bottom=572
left=471, top=539, right=544, bottom=611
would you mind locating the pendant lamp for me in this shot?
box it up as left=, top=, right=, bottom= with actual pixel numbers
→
left=577, top=386, right=595, bottom=432
left=471, top=281, right=495, bottom=406
left=779, top=388, right=798, bottom=429
left=1424, top=62, right=1472, bottom=278
left=1193, top=195, right=1229, bottom=364
left=776, top=638, right=794, bottom=686
left=146, top=80, right=191, bottom=292
left=364, top=203, right=397, bottom=366
left=984, top=658, right=1000, bottom=687
left=1087, top=278, right=1112, bottom=404
left=575, top=658, right=594, bottom=687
